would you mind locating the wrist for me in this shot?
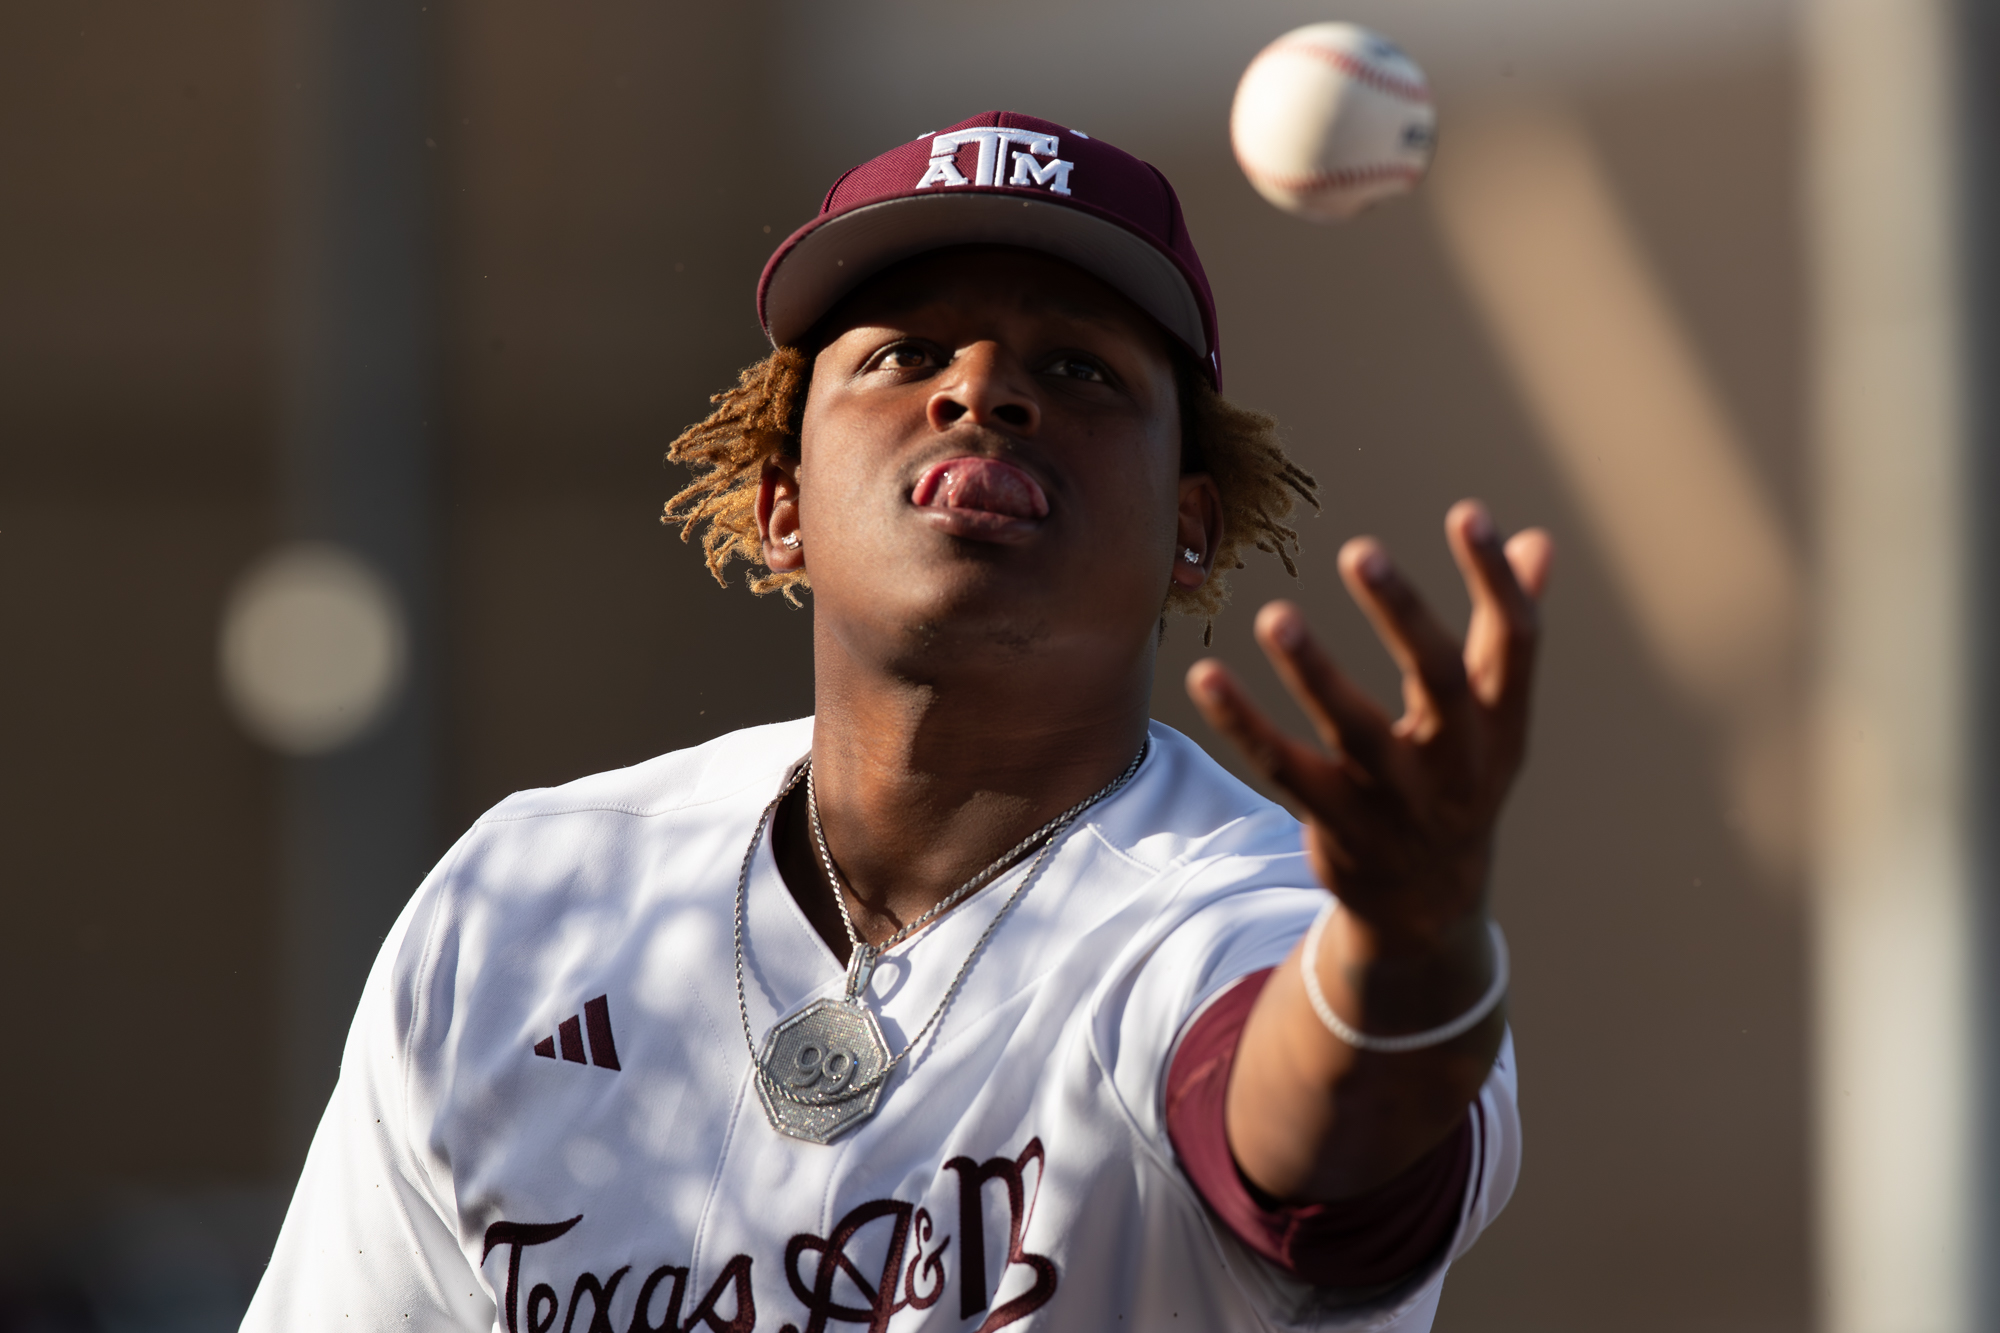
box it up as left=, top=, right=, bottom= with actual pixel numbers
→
left=1306, top=901, right=1503, bottom=1045
left=1331, top=897, right=1490, bottom=965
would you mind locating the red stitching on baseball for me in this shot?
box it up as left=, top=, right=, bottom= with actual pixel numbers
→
left=1237, top=157, right=1426, bottom=195
left=1258, top=41, right=1432, bottom=104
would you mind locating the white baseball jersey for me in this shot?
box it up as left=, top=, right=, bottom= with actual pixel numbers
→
left=242, top=718, right=1518, bottom=1333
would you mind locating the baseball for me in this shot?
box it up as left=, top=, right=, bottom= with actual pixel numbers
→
left=1230, top=22, right=1437, bottom=223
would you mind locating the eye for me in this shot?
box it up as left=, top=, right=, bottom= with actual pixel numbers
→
left=871, top=341, right=941, bottom=372
left=1046, top=354, right=1110, bottom=384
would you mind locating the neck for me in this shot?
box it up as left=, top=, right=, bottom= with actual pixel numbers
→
left=774, top=624, right=1154, bottom=956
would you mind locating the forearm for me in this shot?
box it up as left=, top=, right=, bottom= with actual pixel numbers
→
left=1224, top=903, right=1504, bottom=1202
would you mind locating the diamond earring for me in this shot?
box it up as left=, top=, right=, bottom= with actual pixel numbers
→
left=1181, top=548, right=1200, bottom=565
left=781, top=533, right=802, bottom=549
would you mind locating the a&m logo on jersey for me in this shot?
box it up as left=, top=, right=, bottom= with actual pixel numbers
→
left=916, top=127, right=1075, bottom=196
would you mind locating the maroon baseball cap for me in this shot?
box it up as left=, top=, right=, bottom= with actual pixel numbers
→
left=758, top=111, right=1223, bottom=387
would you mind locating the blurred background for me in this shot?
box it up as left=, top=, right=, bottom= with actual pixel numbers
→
left=2, top=1, right=1993, bottom=1330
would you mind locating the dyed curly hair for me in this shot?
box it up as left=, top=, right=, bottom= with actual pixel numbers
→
left=662, top=344, right=1318, bottom=623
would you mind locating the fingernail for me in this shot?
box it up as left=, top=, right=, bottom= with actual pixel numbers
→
left=1466, top=507, right=1494, bottom=544
left=1194, top=671, right=1227, bottom=703
left=1272, top=612, right=1304, bottom=652
left=1358, top=549, right=1390, bottom=586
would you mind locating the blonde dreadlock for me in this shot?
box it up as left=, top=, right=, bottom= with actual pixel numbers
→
left=662, top=346, right=1318, bottom=620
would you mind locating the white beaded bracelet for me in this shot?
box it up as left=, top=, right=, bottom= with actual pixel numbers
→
left=1299, top=902, right=1510, bottom=1053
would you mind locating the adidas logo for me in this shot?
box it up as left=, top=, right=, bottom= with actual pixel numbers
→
left=533, top=994, right=621, bottom=1071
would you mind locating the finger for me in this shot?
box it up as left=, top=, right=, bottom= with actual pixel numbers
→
left=1444, top=501, right=1539, bottom=710
left=1496, top=530, right=1555, bottom=737
left=1337, top=538, right=1473, bottom=741
left=1251, top=601, right=1395, bottom=776
left=1506, top=528, right=1554, bottom=600
left=1186, top=659, right=1360, bottom=811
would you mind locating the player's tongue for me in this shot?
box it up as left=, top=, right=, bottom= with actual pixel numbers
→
left=910, top=457, right=1049, bottom=519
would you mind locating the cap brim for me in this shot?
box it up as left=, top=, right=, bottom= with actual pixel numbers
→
left=760, top=191, right=1211, bottom=363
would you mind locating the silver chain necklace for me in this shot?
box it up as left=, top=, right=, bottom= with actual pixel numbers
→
left=733, top=743, right=1147, bottom=1143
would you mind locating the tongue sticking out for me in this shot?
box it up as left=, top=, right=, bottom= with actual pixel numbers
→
left=910, top=457, right=1050, bottom=519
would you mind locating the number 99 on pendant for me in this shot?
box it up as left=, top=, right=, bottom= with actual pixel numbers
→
left=756, top=998, right=891, bottom=1144
left=786, top=1041, right=857, bottom=1092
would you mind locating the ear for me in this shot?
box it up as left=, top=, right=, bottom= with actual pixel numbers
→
left=756, top=454, right=805, bottom=572
left=1171, top=473, right=1224, bottom=590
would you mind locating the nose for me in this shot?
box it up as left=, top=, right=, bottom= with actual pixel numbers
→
left=926, top=343, right=1039, bottom=436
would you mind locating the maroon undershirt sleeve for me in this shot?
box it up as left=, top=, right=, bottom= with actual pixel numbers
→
left=1164, top=968, right=1474, bottom=1289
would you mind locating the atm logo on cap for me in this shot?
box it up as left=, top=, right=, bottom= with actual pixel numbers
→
left=916, top=127, right=1074, bottom=196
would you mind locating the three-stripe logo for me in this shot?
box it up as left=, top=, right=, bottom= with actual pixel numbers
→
left=533, top=994, right=621, bottom=1071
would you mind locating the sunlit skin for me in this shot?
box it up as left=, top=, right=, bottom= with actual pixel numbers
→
left=752, top=246, right=1554, bottom=1202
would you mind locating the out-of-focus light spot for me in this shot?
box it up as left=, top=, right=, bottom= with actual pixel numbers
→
left=218, top=543, right=407, bottom=756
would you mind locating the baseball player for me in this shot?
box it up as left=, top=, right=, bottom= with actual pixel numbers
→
left=244, top=111, right=1550, bottom=1332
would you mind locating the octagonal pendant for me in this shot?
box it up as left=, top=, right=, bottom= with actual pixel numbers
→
left=755, top=999, right=891, bottom=1144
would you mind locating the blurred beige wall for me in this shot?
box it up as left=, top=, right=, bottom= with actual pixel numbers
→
left=0, top=5, right=1811, bottom=1329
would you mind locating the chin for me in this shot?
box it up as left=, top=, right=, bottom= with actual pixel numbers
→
left=818, top=536, right=1162, bottom=677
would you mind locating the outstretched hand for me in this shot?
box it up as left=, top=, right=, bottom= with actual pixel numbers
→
left=1187, top=500, right=1553, bottom=951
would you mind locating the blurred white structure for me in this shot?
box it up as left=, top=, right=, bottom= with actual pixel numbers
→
left=1806, top=0, right=1980, bottom=1328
